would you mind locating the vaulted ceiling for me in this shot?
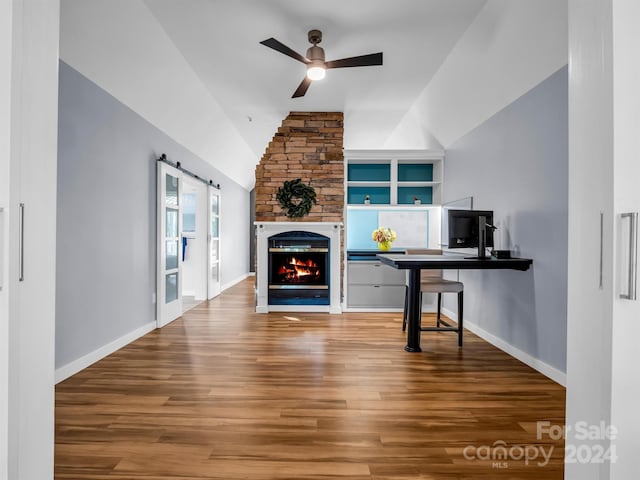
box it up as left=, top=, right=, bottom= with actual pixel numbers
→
left=142, top=0, right=486, bottom=156
left=60, top=0, right=567, bottom=190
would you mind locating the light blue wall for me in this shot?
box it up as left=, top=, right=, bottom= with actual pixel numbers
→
left=56, top=61, right=251, bottom=369
left=443, top=66, right=568, bottom=374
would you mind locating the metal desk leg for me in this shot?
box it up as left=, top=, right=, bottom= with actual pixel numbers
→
left=404, top=268, right=422, bottom=352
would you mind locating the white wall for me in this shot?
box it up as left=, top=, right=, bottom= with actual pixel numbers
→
left=389, top=0, right=567, bottom=148
left=60, top=0, right=257, bottom=190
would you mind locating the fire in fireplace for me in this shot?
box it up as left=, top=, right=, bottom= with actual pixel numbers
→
left=268, top=231, right=330, bottom=305
left=272, top=254, right=326, bottom=285
left=279, top=257, right=318, bottom=279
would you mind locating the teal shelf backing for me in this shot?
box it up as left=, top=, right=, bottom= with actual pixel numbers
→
left=398, top=186, right=433, bottom=204
left=347, top=186, right=390, bottom=205
left=348, top=164, right=391, bottom=182
left=398, top=163, right=433, bottom=182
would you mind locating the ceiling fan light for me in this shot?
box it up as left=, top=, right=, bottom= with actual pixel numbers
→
left=307, top=65, right=326, bottom=81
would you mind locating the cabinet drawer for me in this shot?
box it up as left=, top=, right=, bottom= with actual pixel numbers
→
left=347, top=285, right=406, bottom=308
left=348, top=262, right=406, bottom=285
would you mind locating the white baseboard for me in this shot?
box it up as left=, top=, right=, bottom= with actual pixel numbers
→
left=341, top=307, right=404, bottom=313
left=55, top=321, right=156, bottom=384
left=221, top=272, right=253, bottom=293
left=442, top=307, right=566, bottom=387
left=257, top=305, right=334, bottom=313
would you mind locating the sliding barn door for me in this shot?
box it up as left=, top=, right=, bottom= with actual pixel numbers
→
left=207, top=186, right=221, bottom=299
left=157, top=163, right=183, bottom=327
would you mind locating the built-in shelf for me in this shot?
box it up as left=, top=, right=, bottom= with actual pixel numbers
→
left=346, top=181, right=391, bottom=187
left=396, top=181, right=440, bottom=187
left=344, top=149, right=444, bottom=206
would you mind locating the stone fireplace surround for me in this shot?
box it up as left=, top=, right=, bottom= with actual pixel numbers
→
left=255, top=222, right=342, bottom=313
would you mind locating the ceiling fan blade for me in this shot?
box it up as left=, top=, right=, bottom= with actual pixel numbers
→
left=292, top=77, right=312, bottom=98
left=260, top=37, right=309, bottom=64
left=325, top=52, right=383, bottom=69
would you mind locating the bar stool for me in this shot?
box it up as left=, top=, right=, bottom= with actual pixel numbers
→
left=402, top=249, right=465, bottom=347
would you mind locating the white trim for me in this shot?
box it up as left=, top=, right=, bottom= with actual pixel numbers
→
left=342, top=307, right=405, bottom=313
left=55, top=321, right=156, bottom=384
left=221, top=272, right=253, bottom=293
left=346, top=205, right=440, bottom=211
left=254, top=222, right=343, bottom=314
left=344, top=149, right=445, bottom=161
left=261, top=304, right=338, bottom=313
left=442, top=307, right=566, bottom=386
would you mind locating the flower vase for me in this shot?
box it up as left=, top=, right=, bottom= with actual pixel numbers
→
left=377, top=241, right=392, bottom=251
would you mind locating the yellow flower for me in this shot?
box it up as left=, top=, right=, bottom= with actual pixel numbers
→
left=372, top=227, right=396, bottom=244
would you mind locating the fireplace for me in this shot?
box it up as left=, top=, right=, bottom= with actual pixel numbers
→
left=268, top=231, right=329, bottom=305
left=255, top=222, right=342, bottom=313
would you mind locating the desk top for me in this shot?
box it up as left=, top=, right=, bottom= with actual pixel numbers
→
left=377, top=254, right=533, bottom=272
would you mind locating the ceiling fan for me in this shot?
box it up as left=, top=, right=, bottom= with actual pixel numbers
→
left=260, top=29, right=383, bottom=98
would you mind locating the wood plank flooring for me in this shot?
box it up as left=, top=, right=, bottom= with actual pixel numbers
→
left=56, top=278, right=565, bottom=479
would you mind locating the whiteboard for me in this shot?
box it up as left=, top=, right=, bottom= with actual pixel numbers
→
left=379, top=210, right=428, bottom=247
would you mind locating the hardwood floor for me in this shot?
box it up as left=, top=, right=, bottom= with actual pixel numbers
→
left=55, top=278, right=565, bottom=479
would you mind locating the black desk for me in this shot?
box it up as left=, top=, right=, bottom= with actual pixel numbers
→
left=377, top=254, right=533, bottom=352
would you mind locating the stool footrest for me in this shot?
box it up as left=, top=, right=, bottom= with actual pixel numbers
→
left=420, top=326, right=460, bottom=332
left=438, top=318, right=455, bottom=328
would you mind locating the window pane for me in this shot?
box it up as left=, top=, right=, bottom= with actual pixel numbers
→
left=182, top=193, right=196, bottom=233
left=166, top=240, right=179, bottom=270
left=211, top=194, right=219, bottom=215
left=210, top=263, right=219, bottom=283
left=211, top=216, right=219, bottom=238
left=166, top=173, right=178, bottom=206
left=210, top=239, right=219, bottom=263
left=166, top=208, right=178, bottom=237
left=165, top=273, right=178, bottom=303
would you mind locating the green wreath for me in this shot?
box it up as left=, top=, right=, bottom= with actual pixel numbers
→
left=276, top=179, right=317, bottom=218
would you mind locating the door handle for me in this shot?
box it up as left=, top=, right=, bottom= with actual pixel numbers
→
left=599, top=212, right=604, bottom=290
left=19, top=203, right=25, bottom=282
left=620, top=212, right=638, bottom=300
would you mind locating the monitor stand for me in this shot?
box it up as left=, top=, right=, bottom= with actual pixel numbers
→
left=464, top=215, right=491, bottom=260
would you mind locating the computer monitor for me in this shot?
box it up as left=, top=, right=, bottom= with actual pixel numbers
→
left=447, top=209, right=494, bottom=258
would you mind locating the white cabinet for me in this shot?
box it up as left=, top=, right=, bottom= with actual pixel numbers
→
left=346, top=260, right=406, bottom=309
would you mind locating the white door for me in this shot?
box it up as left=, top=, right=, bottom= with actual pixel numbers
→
left=609, top=1, right=640, bottom=477
left=2, top=1, right=59, bottom=478
left=567, top=1, right=640, bottom=478
left=208, top=186, right=221, bottom=299
left=157, top=163, right=183, bottom=327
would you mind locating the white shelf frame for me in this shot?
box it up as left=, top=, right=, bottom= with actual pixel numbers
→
left=344, top=149, right=445, bottom=207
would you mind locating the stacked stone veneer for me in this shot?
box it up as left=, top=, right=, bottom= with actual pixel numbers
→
left=255, top=112, right=344, bottom=222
